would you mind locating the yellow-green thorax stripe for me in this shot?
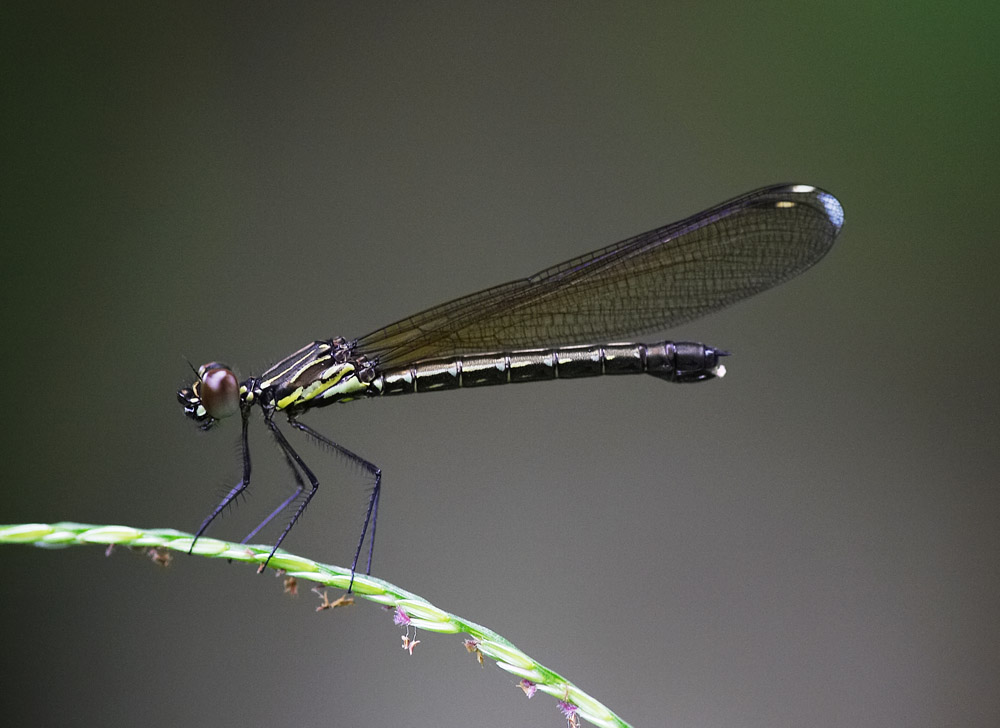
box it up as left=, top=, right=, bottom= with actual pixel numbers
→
left=275, top=362, right=368, bottom=410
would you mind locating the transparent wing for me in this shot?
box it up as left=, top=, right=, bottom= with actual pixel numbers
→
left=356, top=184, right=844, bottom=368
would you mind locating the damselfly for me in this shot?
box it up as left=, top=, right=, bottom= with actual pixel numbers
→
left=179, top=183, right=844, bottom=584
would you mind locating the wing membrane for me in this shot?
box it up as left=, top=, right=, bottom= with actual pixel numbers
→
left=356, top=184, right=844, bottom=368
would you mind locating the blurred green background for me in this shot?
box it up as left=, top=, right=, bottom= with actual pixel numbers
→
left=3, top=4, right=998, bottom=727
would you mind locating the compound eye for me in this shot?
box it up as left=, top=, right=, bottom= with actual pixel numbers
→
left=200, top=367, right=240, bottom=420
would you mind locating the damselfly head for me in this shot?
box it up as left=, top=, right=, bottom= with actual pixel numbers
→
left=177, top=361, right=240, bottom=429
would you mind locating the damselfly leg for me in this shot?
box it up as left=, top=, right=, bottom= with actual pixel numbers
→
left=287, top=417, right=382, bottom=586
left=191, top=405, right=252, bottom=547
left=190, top=409, right=380, bottom=589
left=240, top=448, right=305, bottom=546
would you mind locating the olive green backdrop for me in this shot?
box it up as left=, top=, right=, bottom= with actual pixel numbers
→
left=3, top=3, right=998, bottom=727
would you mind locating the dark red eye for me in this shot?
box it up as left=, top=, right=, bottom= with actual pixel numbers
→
left=200, top=367, right=240, bottom=420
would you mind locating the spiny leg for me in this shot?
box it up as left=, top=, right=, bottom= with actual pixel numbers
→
left=240, top=447, right=306, bottom=545
left=190, top=407, right=252, bottom=552
left=261, top=414, right=320, bottom=570
left=287, top=416, right=382, bottom=591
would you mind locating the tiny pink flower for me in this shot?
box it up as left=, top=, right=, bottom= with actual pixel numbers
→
left=557, top=701, right=578, bottom=718
left=557, top=701, right=580, bottom=728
